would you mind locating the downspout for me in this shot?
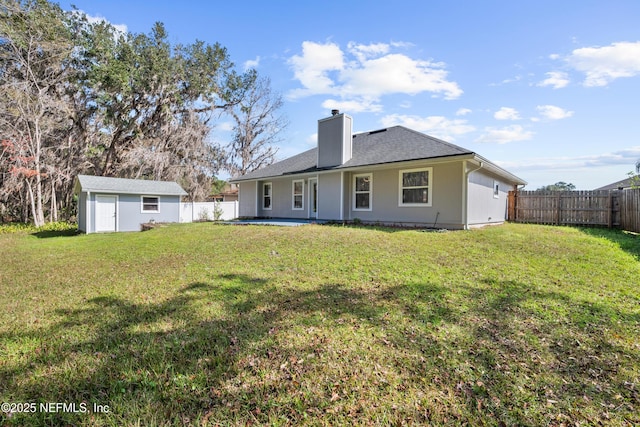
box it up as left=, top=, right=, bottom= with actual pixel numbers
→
left=463, top=160, right=483, bottom=230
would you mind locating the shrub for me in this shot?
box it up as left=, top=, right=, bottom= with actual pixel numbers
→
left=0, top=221, right=77, bottom=234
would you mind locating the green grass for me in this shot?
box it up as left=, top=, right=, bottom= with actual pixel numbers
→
left=1, top=223, right=639, bottom=426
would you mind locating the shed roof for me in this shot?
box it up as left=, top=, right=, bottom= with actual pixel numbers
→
left=231, top=125, right=526, bottom=185
left=75, top=175, right=187, bottom=196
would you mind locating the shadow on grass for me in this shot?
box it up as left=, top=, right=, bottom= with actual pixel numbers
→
left=31, top=229, right=81, bottom=238
left=459, top=278, right=640, bottom=422
left=579, top=227, right=640, bottom=260
left=1, top=274, right=638, bottom=425
left=321, top=221, right=447, bottom=233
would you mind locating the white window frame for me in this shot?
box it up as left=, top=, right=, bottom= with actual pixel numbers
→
left=353, top=173, right=373, bottom=211
left=263, top=182, right=272, bottom=210
left=292, top=179, right=304, bottom=210
left=493, top=180, right=500, bottom=199
left=141, top=195, right=160, bottom=213
left=398, top=167, right=432, bottom=207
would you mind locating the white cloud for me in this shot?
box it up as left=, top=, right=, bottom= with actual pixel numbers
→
left=456, top=108, right=472, bottom=116
left=380, top=114, right=475, bottom=141
left=217, top=121, right=234, bottom=132
left=321, top=98, right=382, bottom=113
left=566, top=41, right=640, bottom=87
left=288, top=41, right=345, bottom=97
left=287, top=41, right=462, bottom=104
left=347, top=42, right=390, bottom=62
left=496, top=146, right=640, bottom=171
left=243, top=56, right=260, bottom=71
left=340, top=53, right=462, bottom=99
left=77, top=11, right=128, bottom=35
left=536, top=105, right=574, bottom=120
left=306, top=133, right=318, bottom=146
left=537, top=71, right=570, bottom=89
left=494, top=107, right=521, bottom=120
left=475, top=125, right=533, bottom=144
left=490, top=75, right=522, bottom=86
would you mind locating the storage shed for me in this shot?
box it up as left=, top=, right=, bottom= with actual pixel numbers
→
left=74, top=175, right=187, bottom=233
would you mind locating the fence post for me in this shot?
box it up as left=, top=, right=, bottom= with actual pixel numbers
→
left=608, top=191, right=612, bottom=228
left=508, top=190, right=519, bottom=222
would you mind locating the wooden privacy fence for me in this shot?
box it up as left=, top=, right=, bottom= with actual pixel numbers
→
left=508, top=189, right=640, bottom=233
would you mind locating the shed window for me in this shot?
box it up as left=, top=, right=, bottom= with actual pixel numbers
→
left=493, top=180, right=500, bottom=198
left=263, top=182, right=272, bottom=210
left=353, top=173, right=372, bottom=211
left=399, top=168, right=432, bottom=206
left=141, top=196, right=160, bottom=212
left=292, top=180, right=304, bottom=210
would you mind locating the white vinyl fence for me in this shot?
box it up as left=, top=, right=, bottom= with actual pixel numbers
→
left=180, top=201, right=239, bottom=223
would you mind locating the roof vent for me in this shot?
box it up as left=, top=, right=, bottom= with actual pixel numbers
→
left=331, top=109, right=340, bottom=116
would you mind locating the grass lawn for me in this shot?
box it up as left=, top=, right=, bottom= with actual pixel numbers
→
left=0, top=222, right=639, bottom=426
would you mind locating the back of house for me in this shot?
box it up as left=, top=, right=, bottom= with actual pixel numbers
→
left=231, top=111, right=526, bottom=229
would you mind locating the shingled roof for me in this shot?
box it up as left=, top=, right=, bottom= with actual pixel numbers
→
left=75, top=175, right=187, bottom=196
left=594, top=177, right=636, bottom=191
left=233, top=126, right=479, bottom=181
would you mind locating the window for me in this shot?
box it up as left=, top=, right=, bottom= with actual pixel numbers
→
left=263, top=182, right=272, bottom=210
left=493, top=180, right=500, bottom=198
left=292, top=180, right=304, bottom=210
left=353, top=173, right=372, bottom=211
left=399, top=168, right=432, bottom=206
left=141, top=196, right=159, bottom=213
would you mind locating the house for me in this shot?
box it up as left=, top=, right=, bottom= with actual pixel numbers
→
left=211, top=183, right=239, bottom=202
left=230, top=111, right=527, bottom=229
left=74, top=175, right=187, bottom=233
left=594, top=177, right=637, bottom=191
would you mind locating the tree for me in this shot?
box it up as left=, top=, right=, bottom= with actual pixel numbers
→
left=627, top=158, right=640, bottom=189
left=225, top=76, right=287, bottom=178
left=0, top=0, right=75, bottom=226
left=0, top=0, right=262, bottom=223
left=537, top=181, right=576, bottom=192
left=72, top=20, right=254, bottom=199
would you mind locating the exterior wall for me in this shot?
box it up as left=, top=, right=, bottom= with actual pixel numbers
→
left=344, top=161, right=465, bottom=228
left=238, top=181, right=257, bottom=218
left=82, top=192, right=181, bottom=233
left=467, top=170, right=511, bottom=227
left=77, top=192, right=87, bottom=233
left=117, top=194, right=181, bottom=231
left=257, top=177, right=312, bottom=219
left=236, top=160, right=521, bottom=228
left=318, top=172, right=343, bottom=220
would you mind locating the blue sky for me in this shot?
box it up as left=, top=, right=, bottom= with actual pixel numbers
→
left=58, top=0, right=640, bottom=189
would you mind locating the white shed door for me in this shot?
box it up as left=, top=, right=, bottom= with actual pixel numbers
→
left=95, top=195, right=117, bottom=232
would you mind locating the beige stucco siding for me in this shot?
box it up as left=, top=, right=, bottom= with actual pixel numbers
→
left=467, top=170, right=510, bottom=226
